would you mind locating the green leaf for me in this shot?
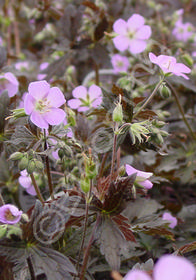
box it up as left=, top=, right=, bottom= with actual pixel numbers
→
left=97, top=216, right=128, bottom=270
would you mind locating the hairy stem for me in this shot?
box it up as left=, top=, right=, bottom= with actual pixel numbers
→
left=30, top=173, right=44, bottom=204
left=133, top=79, right=164, bottom=119
left=0, top=193, right=5, bottom=206
left=27, top=256, right=36, bottom=280
left=79, top=214, right=101, bottom=280
left=95, top=63, right=99, bottom=85
left=44, top=130, right=54, bottom=199
left=75, top=179, right=93, bottom=279
left=166, top=80, right=196, bottom=141
left=110, top=123, right=118, bottom=183
left=98, top=152, right=108, bottom=179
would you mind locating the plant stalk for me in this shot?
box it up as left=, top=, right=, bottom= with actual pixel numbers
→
left=133, top=79, right=163, bottom=119
left=79, top=214, right=101, bottom=280
left=0, top=193, right=5, bottom=206
left=75, top=179, right=93, bottom=279
left=44, top=129, right=54, bottom=199
left=166, top=80, right=196, bottom=141
left=30, top=173, right=44, bottom=205
left=27, top=256, right=36, bottom=280
left=110, top=123, right=119, bottom=183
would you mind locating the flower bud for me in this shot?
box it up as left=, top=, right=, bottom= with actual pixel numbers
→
left=181, top=53, right=194, bottom=67
left=34, top=160, right=44, bottom=171
left=9, top=152, right=24, bottom=161
left=18, top=156, right=29, bottom=171
left=11, top=108, right=27, bottom=119
left=159, top=83, right=171, bottom=98
left=6, top=226, right=22, bottom=239
left=118, top=165, right=126, bottom=176
left=152, top=119, right=165, bottom=128
left=80, top=175, right=90, bottom=193
left=0, top=225, right=7, bottom=238
left=27, top=160, right=36, bottom=174
left=86, top=162, right=97, bottom=179
left=112, top=102, right=123, bottom=122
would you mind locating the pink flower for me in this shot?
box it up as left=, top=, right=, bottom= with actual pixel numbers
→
left=125, top=269, right=151, bottom=280
left=153, top=255, right=196, bottom=280
left=0, top=72, right=19, bottom=97
left=67, top=85, right=102, bottom=112
left=125, top=164, right=153, bottom=189
left=0, top=204, right=23, bottom=224
left=162, top=212, right=177, bottom=228
left=37, top=62, right=49, bottom=80
left=149, top=52, right=191, bottom=79
left=24, top=80, right=66, bottom=129
left=15, top=61, right=29, bottom=71
left=111, top=54, right=130, bottom=73
left=124, top=255, right=196, bottom=280
left=113, top=14, right=151, bottom=54
left=172, top=20, right=194, bottom=42
left=18, top=170, right=36, bottom=196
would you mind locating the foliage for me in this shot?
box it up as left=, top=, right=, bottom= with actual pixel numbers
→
left=0, top=0, right=196, bottom=279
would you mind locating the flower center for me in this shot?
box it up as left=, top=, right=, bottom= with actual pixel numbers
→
left=162, top=59, right=172, bottom=70
left=35, top=98, right=51, bottom=113
left=4, top=209, right=17, bottom=221
left=80, top=94, right=91, bottom=107
left=127, top=31, right=134, bottom=39
left=117, top=61, right=124, bottom=67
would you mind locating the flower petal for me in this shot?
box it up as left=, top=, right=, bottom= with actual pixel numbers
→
left=88, top=85, right=102, bottom=100
left=125, top=269, right=151, bottom=280
left=149, top=52, right=158, bottom=63
left=47, top=87, right=66, bottom=107
left=30, top=111, right=49, bottom=129
left=162, top=212, right=177, bottom=228
left=125, top=164, right=153, bottom=180
left=129, top=39, right=147, bottom=54
left=19, top=175, right=32, bottom=189
left=4, top=72, right=19, bottom=86
left=78, top=106, right=89, bottom=112
left=153, top=255, right=196, bottom=280
left=113, top=35, right=130, bottom=52
left=26, top=185, right=36, bottom=196
left=113, top=19, right=127, bottom=35
left=28, top=80, right=50, bottom=100
left=44, top=108, right=66, bottom=125
left=171, top=62, right=191, bottom=74
left=72, top=86, right=87, bottom=99
left=92, top=96, right=102, bottom=107
left=136, top=25, right=152, bottom=40
left=127, top=14, right=145, bottom=31
left=140, top=180, right=153, bottom=189
left=24, top=94, right=36, bottom=115
left=67, top=98, right=82, bottom=109
left=0, top=204, right=22, bottom=224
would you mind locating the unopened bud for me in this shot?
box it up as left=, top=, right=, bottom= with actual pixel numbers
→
left=18, top=156, right=29, bottom=171
left=27, top=160, right=36, bottom=174
left=112, top=102, right=123, bottom=122
left=159, top=83, right=171, bottom=98
left=0, top=225, right=7, bottom=238
left=118, top=166, right=126, bottom=176
left=6, top=226, right=22, bottom=239
left=86, top=163, right=97, bottom=179
left=152, top=119, right=165, bottom=128
left=34, top=160, right=44, bottom=171
left=66, top=65, right=76, bottom=75
left=80, top=175, right=90, bottom=193
left=9, top=152, right=23, bottom=161
left=181, top=53, right=193, bottom=67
